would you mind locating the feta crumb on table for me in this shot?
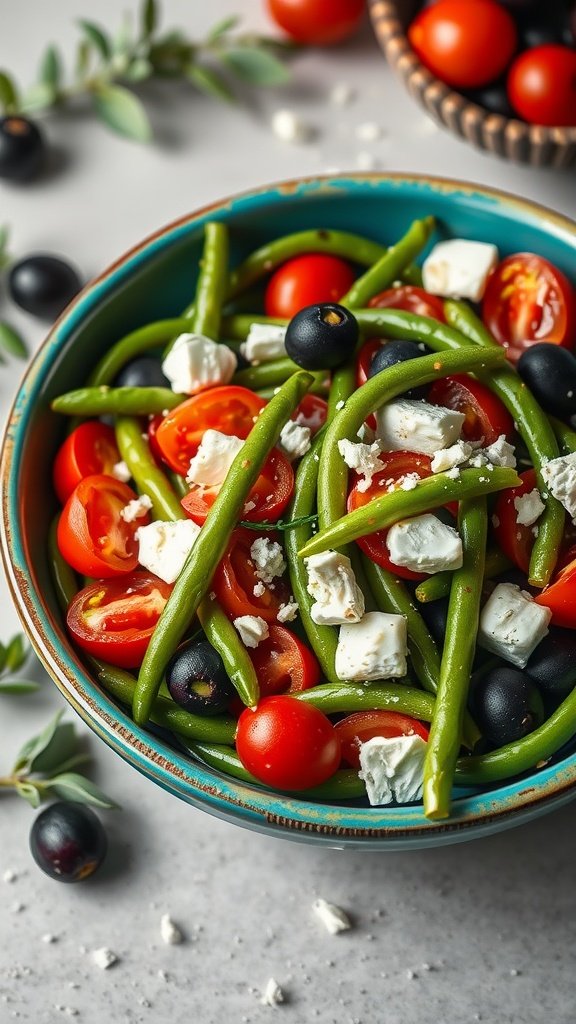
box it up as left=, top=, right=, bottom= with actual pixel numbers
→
left=337, top=438, right=384, bottom=491
left=161, top=332, right=236, bottom=395
left=422, top=239, right=499, bottom=302
left=251, top=537, right=286, bottom=583
left=160, top=914, right=183, bottom=945
left=260, top=978, right=284, bottom=1006
left=514, top=489, right=545, bottom=527
left=541, top=452, right=576, bottom=520
left=92, top=948, right=118, bottom=970
left=478, top=582, right=551, bottom=668
left=278, top=420, right=311, bottom=461
left=358, top=734, right=427, bottom=805
left=312, top=898, right=351, bottom=935
left=335, top=611, right=407, bottom=682
left=305, top=550, right=365, bottom=626
left=234, top=615, right=269, bottom=649
left=136, top=519, right=201, bottom=584
left=111, top=460, right=131, bottom=482
left=386, top=514, right=463, bottom=575
left=271, top=109, right=313, bottom=143
left=329, top=82, right=355, bottom=105
left=355, top=121, right=383, bottom=141
left=240, top=323, right=287, bottom=364
left=120, top=494, right=152, bottom=522
left=376, top=398, right=465, bottom=456
left=186, top=430, right=244, bottom=487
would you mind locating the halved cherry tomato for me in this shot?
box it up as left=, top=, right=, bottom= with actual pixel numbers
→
left=236, top=696, right=341, bottom=790
left=494, top=469, right=576, bottom=575
left=57, top=475, right=147, bottom=578
left=356, top=338, right=385, bottom=389
left=347, top=451, right=434, bottom=580
left=483, top=253, right=576, bottom=363
left=428, top=374, right=514, bottom=445
left=212, top=529, right=290, bottom=623
left=264, top=254, right=356, bottom=320
left=535, top=558, right=576, bottom=628
left=292, top=393, right=328, bottom=435
left=66, top=572, right=172, bottom=668
left=53, top=422, right=121, bottom=505
left=368, top=284, right=446, bottom=322
left=335, top=711, right=430, bottom=768
left=155, top=386, right=266, bottom=475
left=181, top=449, right=294, bottom=525
left=249, top=624, right=320, bottom=698
left=147, top=414, right=169, bottom=467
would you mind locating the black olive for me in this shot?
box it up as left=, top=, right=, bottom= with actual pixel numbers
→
left=0, top=116, right=46, bottom=182
left=516, top=1, right=575, bottom=47
left=29, top=802, right=107, bottom=883
left=115, top=357, right=170, bottom=389
left=418, top=596, right=449, bottom=646
left=526, top=627, right=576, bottom=709
left=465, top=81, right=516, bottom=119
left=166, top=639, right=235, bottom=715
left=516, top=344, right=576, bottom=419
left=9, top=255, right=82, bottom=320
left=368, top=339, right=430, bottom=398
left=284, top=303, right=358, bottom=371
left=469, top=665, right=544, bottom=747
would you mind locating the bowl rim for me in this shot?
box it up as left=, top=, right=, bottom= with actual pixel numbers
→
left=3, top=170, right=576, bottom=849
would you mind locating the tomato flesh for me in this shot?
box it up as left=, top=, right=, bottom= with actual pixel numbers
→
left=264, top=254, right=355, bottom=320
left=212, top=529, right=290, bottom=623
left=536, top=559, right=576, bottom=628
left=493, top=469, right=538, bottom=574
left=428, top=374, right=514, bottom=446
left=181, top=449, right=294, bottom=526
left=53, top=422, right=121, bottom=505
left=57, top=475, right=147, bottom=578
left=249, top=624, right=320, bottom=698
left=368, top=285, right=446, bottom=323
left=335, top=711, right=430, bottom=768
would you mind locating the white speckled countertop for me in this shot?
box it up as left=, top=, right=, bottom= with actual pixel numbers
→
left=1, top=3, right=575, bottom=1022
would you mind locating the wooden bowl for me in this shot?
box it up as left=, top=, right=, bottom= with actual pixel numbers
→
left=369, top=0, right=576, bottom=168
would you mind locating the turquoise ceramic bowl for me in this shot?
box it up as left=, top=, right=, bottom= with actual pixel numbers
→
left=3, top=174, right=576, bottom=850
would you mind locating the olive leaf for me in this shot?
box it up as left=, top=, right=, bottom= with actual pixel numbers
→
left=0, top=680, right=40, bottom=695
left=15, top=780, right=42, bottom=809
left=0, top=324, right=28, bottom=360
left=21, top=82, right=57, bottom=113
left=39, top=47, right=62, bottom=90
left=221, top=46, right=290, bottom=87
left=0, top=71, right=19, bottom=113
left=44, top=773, right=118, bottom=809
left=206, top=15, right=240, bottom=43
left=125, top=58, right=153, bottom=83
left=93, top=83, right=152, bottom=142
left=141, top=0, right=159, bottom=40
left=75, top=40, right=92, bottom=80
left=78, top=20, right=112, bottom=61
left=185, top=64, right=235, bottom=104
left=12, top=710, right=65, bottom=775
left=28, top=722, right=79, bottom=775
left=4, top=633, right=30, bottom=671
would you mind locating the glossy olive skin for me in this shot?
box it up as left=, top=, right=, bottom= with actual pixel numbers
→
left=285, top=303, right=358, bottom=371
left=469, top=666, right=544, bottom=747
left=465, top=81, right=515, bottom=118
left=368, top=339, right=429, bottom=398
left=29, top=803, right=107, bottom=883
left=526, top=627, right=576, bottom=709
left=0, top=116, right=46, bottom=182
left=166, top=640, right=235, bottom=715
left=9, top=255, right=82, bottom=320
left=517, top=344, right=576, bottom=419
left=517, top=1, right=575, bottom=47
left=418, top=596, right=449, bottom=646
left=115, top=357, right=170, bottom=389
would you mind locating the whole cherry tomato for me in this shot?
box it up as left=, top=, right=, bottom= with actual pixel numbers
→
left=264, top=254, right=355, bottom=320
left=267, top=0, right=365, bottom=45
left=507, top=45, right=576, bottom=126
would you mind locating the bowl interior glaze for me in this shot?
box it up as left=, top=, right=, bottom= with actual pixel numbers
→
left=3, top=174, right=576, bottom=850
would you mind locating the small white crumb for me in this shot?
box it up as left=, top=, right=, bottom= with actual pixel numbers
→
left=92, top=948, right=118, bottom=970
left=11, top=902, right=24, bottom=913
left=157, top=969, right=169, bottom=982
left=414, top=117, right=440, bottom=136
left=399, top=473, right=420, bottom=491
left=313, top=898, right=351, bottom=935
left=111, top=461, right=131, bottom=483
left=509, top=968, right=521, bottom=977
left=330, top=82, right=355, bottom=106
left=335, top=399, right=345, bottom=411
left=356, top=122, right=382, bottom=142
left=406, top=969, right=417, bottom=980
left=120, top=494, right=152, bottom=523
left=253, top=582, right=266, bottom=598
left=271, top=109, right=313, bottom=144
left=277, top=600, right=299, bottom=623
left=446, top=467, right=461, bottom=479
left=160, top=914, right=183, bottom=945
left=260, top=978, right=284, bottom=1007
left=2, top=870, right=16, bottom=883
left=356, top=151, right=378, bottom=171
left=42, top=934, right=57, bottom=944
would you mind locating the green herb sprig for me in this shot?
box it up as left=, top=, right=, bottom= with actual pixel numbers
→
left=238, top=513, right=319, bottom=532
left=0, top=633, right=36, bottom=694
left=0, top=228, right=28, bottom=363
left=0, top=1, right=290, bottom=143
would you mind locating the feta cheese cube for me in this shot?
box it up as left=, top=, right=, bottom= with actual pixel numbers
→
left=335, top=611, right=407, bottom=681
left=422, top=239, right=499, bottom=302
left=277, top=600, right=299, bottom=623
left=233, top=615, right=269, bottom=649
left=260, top=978, right=284, bottom=1007
left=185, top=430, right=243, bottom=487
left=514, top=488, right=545, bottom=527
left=161, top=333, right=237, bottom=395
left=386, top=514, right=463, bottom=575
left=250, top=538, right=286, bottom=583
left=337, top=439, right=384, bottom=492
left=358, top=734, right=427, bottom=805
left=376, top=399, right=464, bottom=456
left=278, top=420, right=311, bottom=462
left=136, top=520, right=201, bottom=584
left=240, top=323, right=287, bottom=364
left=541, top=452, right=576, bottom=520
left=305, top=550, right=365, bottom=626
left=120, top=494, right=152, bottom=523
left=478, top=583, right=551, bottom=668
left=431, top=440, right=474, bottom=473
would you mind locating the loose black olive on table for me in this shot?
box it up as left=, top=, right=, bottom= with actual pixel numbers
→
left=285, top=303, right=358, bottom=371
left=368, top=339, right=430, bottom=399
left=30, top=802, right=107, bottom=883
left=0, top=116, right=46, bottom=182
left=9, top=255, right=82, bottom=320
left=469, top=665, right=544, bottom=747
left=166, top=639, right=236, bottom=715
left=516, top=344, right=576, bottom=419
left=115, top=357, right=170, bottom=389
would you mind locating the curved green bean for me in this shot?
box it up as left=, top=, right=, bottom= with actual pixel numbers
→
left=197, top=599, right=259, bottom=709
left=415, top=547, right=511, bottom=603
left=340, top=217, right=435, bottom=309
left=87, top=319, right=192, bottom=387
left=191, top=221, right=229, bottom=339
left=296, top=681, right=436, bottom=720
left=550, top=416, right=576, bottom=455
left=233, top=357, right=326, bottom=392
left=222, top=313, right=288, bottom=340
left=115, top=417, right=183, bottom=522
left=52, top=386, right=185, bottom=417
left=423, top=499, right=487, bottom=819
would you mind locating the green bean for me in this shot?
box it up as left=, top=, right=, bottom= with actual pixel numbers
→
left=340, top=217, right=435, bottom=309
left=51, top=386, right=185, bottom=417
left=134, top=371, right=313, bottom=724
left=296, top=681, right=436, bottom=720
left=233, top=357, right=326, bottom=392
left=87, top=319, right=193, bottom=387
left=191, top=221, right=229, bottom=339
left=197, top=599, right=259, bottom=709
left=115, top=417, right=183, bottom=521
left=415, top=547, right=511, bottom=603
left=169, top=471, right=190, bottom=499
left=423, top=499, right=488, bottom=819
left=316, top=342, right=506, bottom=534
left=550, top=416, right=576, bottom=455
left=222, top=313, right=288, bottom=340
left=284, top=430, right=340, bottom=684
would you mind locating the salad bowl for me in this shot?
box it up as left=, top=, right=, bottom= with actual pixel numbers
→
left=3, top=173, right=576, bottom=850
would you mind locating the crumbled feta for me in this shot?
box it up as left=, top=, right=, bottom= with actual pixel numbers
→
left=240, top=323, right=287, bottom=364
left=431, top=440, right=474, bottom=473
left=185, top=430, right=244, bottom=487
left=92, top=948, right=118, bottom=970
left=356, top=151, right=378, bottom=171
left=478, top=583, right=551, bottom=668
left=160, top=914, right=183, bottom=945
left=514, top=488, right=545, bottom=527
left=233, top=615, right=269, bottom=649
left=398, top=472, right=420, bottom=491
left=376, top=399, right=464, bottom=456
left=469, top=434, right=516, bottom=469
left=422, top=239, right=499, bottom=302
left=277, top=600, right=298, bottom=623
left=541, top=452, right=576, bottom=520
left=356, top=121, right=383, bottom=141
left=313, top=898, right=351, bottom=935
left=271, top=108, right=312, bottom=143
left=253, top=581, right=266, bottom=598
left=120, top=494, right=152, bottom=523
left=330, top=82, right=355, bottom=105
left=278, top=420, right=311, bottom=462
left=335, top=611, right=407, bottom=681
left=305, top=550, right=365, bottom=626
left=251, top=538, right=286, bottom=583
left=111, top=460, right=131, bottom=482
left=161, top=333, right=236, bottom=395
left=337, top=439, right=384, bottom=492
left=386, top=514, right=463, bottom=575
left=260, top=978, right=284, bottom=1006
left=2, top=869, right=16, bottom=883
left=136, top=520, right=201, bottom=584
left=359, top=734, right=427, bottom=805
left=335, top=399, right=345, bottom=411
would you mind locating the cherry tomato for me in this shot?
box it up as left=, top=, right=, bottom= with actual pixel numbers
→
left=292, top=393, right=328, bottom=435
left=356, top=338, right=384, bottom=390
left=155, top=386, right=266, bottom=475
left=347, top=451, right=434, bottom=580
left=493, top=469, right=537, bottom=574
left=249, top=624, right=320, bottom=698
left=264, top=254, right=355, bottom=320
left=335, top=711, right=430, bottom=768
left=57, top=475, right=147, bottom=578
left=236, top=696, right=341, bottom=790
left=368, top=284, right=446, bottom=323
left=212, top=529, right=290, bottom=623
left=428, top=374, right=514, bottom=445
left=507, top=45, right=576, bottom=127
left=181, top=448, right=294, bottom=525
left=482, top=253, right=576, bottom=362
left=266, top=0, right=364, bottom=45
left=147, top=414, right=169, bottom=467
left=535, top=557, right=576, bottom=627
left=53, top=422, right=121, bottom=505
left=66, top=572, right=171, bottom=668
left=408, top=0, right=517, bottom=89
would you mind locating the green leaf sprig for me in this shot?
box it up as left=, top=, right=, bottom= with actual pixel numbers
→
left=238, top=513, right=319, bottom=532
left=0, top=1, right=291, bottom=142
left=0, top=633, right=36, bottom=695
left=0, top=228, right=28, bottom=363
